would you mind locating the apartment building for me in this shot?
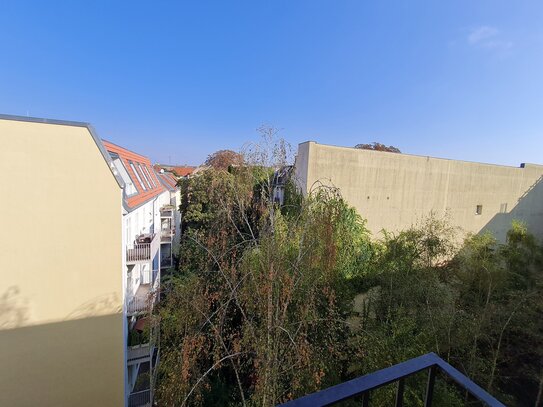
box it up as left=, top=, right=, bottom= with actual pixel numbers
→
left=154, top=163, right=196, bottom=178
left=295, top=141, right=543, bottom=241
left=156, top=170, right=182, bottom=261
left=103, top=140, right=180, bottom=406
left=0, top=114, right=180, bottom=407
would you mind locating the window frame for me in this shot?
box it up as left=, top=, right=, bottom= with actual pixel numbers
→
left=129, top=161, right=147, bottom=191
left=143, top=165, right=157, bottom=188
left=138, top=163, right=152, bottom=190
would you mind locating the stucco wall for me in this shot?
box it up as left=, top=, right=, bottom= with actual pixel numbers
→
left=295, top=141, right=543, bottom=241
left=0, top=119, right=124, bottom=406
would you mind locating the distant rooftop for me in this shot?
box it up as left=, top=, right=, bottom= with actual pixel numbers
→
left=154, top=164, right=196, bottom=177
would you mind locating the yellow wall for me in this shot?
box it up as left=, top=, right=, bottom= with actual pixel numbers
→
left=0, top=119, right=124, bottom=406
left=295, top=142, right=543, bottom=241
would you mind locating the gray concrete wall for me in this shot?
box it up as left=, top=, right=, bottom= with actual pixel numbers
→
left=294, top=141, right=543, bottom=241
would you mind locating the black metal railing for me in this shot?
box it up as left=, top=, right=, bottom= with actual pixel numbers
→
left=277, top=353, right=505, bottom=407
left=128, top=389, right=151, bottom=407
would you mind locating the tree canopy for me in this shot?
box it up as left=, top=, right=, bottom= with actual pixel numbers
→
left=157, top=136, right=542, bottom=407
left=355, top=142, right=401, bottom=153
left=204, top=149, right=245, bottom=170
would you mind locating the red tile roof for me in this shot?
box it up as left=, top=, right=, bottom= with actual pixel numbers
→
left=172, top=166, right=195, bottom=177
left=154, top=164, right=195, bottom=177
left=102, top=140, right=166, bottom=210
left=156, top=171, right=178, bottom=191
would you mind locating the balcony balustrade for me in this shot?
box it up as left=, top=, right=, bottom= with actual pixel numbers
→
left=279, top=353, right=504, bottom=407
left=160, top=256, right=172, bottom=269
left=126, top=233, right=160, bottom=264
left=127, top=276, right=159, bottom=315
left=127, top=321, right=157, bottom=365
left=127, top=343, right=151, bottom=365
left=160, top=204, right=175, bottom=218
left=126, top=294, right=155, bottom=315
left=128, top=389, right=151, bottom=407
left=160, top=227, right=174, bottom=243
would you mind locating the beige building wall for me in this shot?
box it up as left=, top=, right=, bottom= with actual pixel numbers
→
left=0, top=118, right=125, bottom=406
left=295, top=141, right=543, bottom=241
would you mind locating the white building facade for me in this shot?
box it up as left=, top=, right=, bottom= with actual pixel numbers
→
left=104, top=140, right=180, bottom=407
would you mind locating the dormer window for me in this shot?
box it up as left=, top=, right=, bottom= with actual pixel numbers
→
left=142, top=165, right=157, bottom=188
left=111, top=157, right=137, bottom=196
left=129, top=161, right=146, bottom=191
left=138, top=163, right=153, bottom=189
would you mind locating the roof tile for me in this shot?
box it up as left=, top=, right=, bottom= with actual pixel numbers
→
left=102, top=140, right=166, bottom=210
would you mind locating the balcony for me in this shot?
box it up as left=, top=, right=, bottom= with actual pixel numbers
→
left=279, top=353, right=504, bottom=407
left=128, top=389, right=151, bottom=407
left=127, top=275, right=159, bottom=315
left=127, top=318, right=157, bottom=365
left=160, top=204, right=175, bottom=218
left=127, top=343, right=151, bottom=365
left=160, top=227, right=174, bottom=243
left=160, top=255, right=172, bottom=269
left=126, top=233, right=160, bottom=264
left=129, top=357, right=158, bottom=407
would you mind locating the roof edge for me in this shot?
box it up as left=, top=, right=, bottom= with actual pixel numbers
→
left=0, top=113, right=127, bottom=194
left=303, top=141, right=538, bottom=169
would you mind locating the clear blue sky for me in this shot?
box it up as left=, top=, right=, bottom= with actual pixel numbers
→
left=1, top=1, right=542, bottom=166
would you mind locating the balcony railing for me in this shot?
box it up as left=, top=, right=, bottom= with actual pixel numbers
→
left=127, top=268, right=160, bottom=315
left=128, top=389, right=151, bottom=407
left=160, top=204, right=175, bottom=218
left=152, top=347, right=160, bottom=381
left=127, top=290, right=157, bottom=315
left=160, top=228, right=174, bottom=243
left=128, top=333, right=157, bottom=365
left=126, top=233, right=160, bottom=264
left=160, top=256, right=173, bottom=269
left=278, top=353, right=505, bottom=407
left=127, top=343, right=152, bottom=365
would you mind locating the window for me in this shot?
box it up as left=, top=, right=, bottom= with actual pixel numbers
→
left=142, top=165, right=157, bottom=188
left=138, top=163, right=152, bottom=189
left=111, top=158, right=137, bottom=196
left=475, top=205, right=483, bottom=215
left=129, top=161, right=146, bottom=190
left=500, top=203, right=508, bottom=213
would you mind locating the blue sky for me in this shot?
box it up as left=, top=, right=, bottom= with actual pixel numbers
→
left=1, top=1, right=542, bottom=166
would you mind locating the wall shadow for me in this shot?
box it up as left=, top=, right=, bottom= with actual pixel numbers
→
left=0, top=286, right=29, bottom=329
left=66, top=291, right=122, bottom=319
left=0, top=288, right=124, bottom=406
left=480, top=175, right=543, bottom=242
left=0, top=313, right=124, bottom=407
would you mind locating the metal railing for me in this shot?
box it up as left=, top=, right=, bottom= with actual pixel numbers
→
left=278, top=353, right=505, bottom=407
left=160, top=256, right=173, bottom=269
left=127, top=343, right=152, bottom=365
left=127, top=291, right=156, bottom=314
left=128, top=389, right=151, bottom=407
left=127, top=327, right=158, bottom=365
left=126, top=269, right=160, bottom=315
left=160, top=204, right=175, bottom=218
left=152, top=348, right=160, bottom=382
left=126, top=233, right=159, bottom=264
left=160, top=228, right=174, bottom=242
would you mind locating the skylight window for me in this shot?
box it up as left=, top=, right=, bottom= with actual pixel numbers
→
left=129, top=161, right=146, bottom=191
left=138, top=163, right=153, bottom=189
left=143, top=165, right=157, bottom=188
left=111, top=158, right=137, bottom=196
